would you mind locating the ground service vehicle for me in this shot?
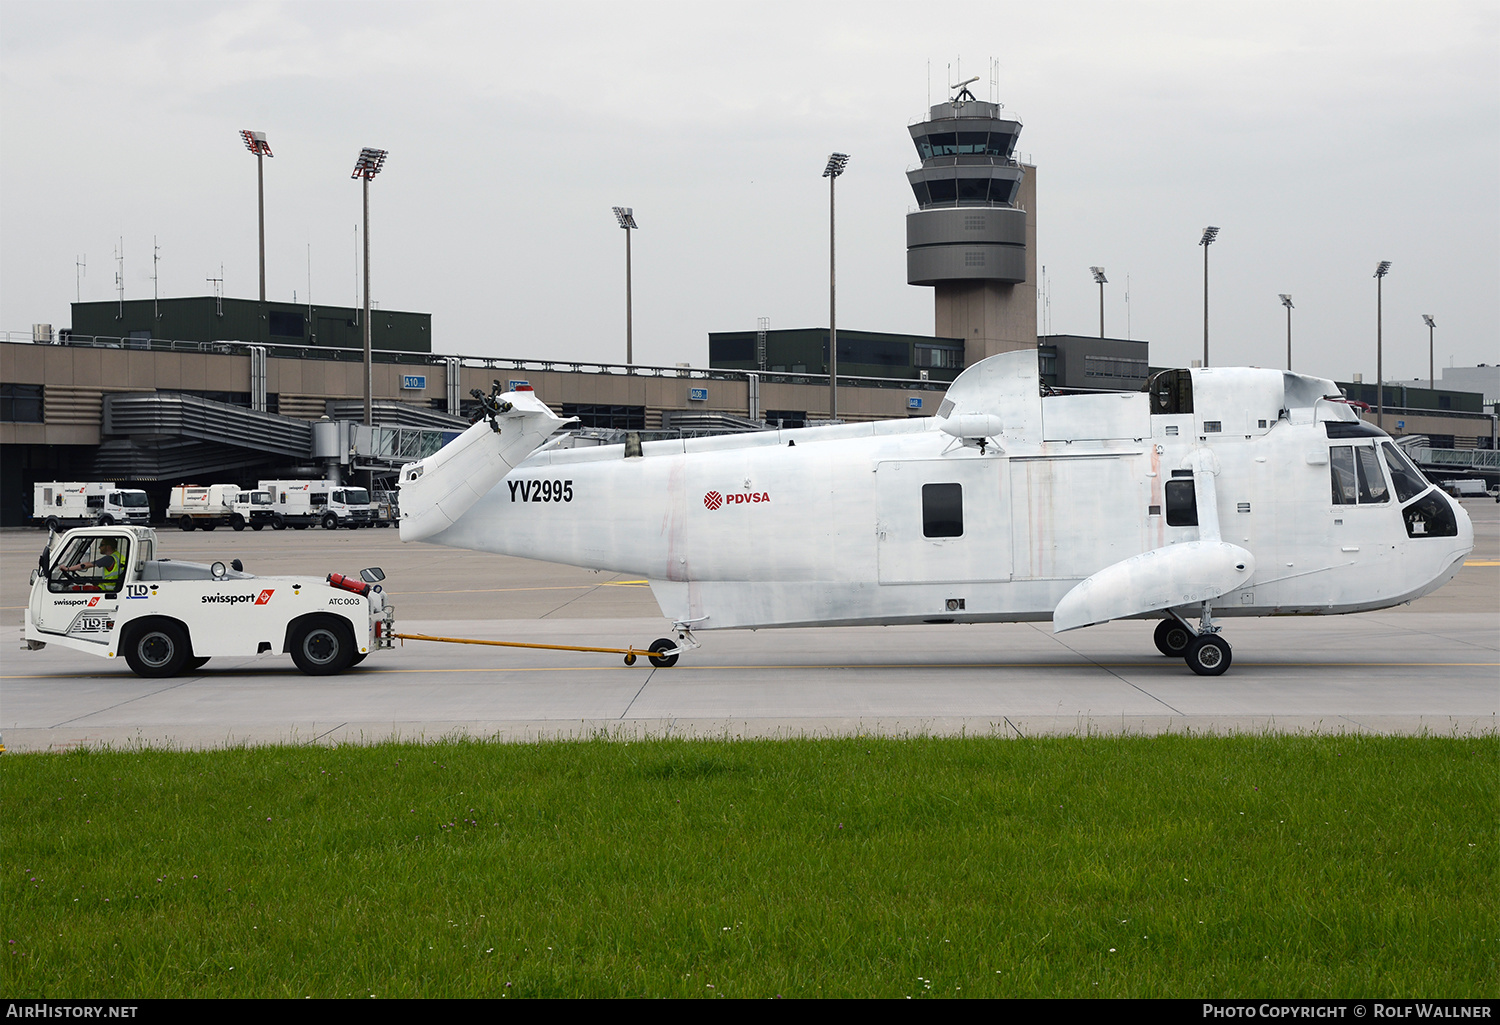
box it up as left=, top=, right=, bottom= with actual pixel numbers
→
left=23, top=525, right=394, bottom=677
left=170, top=485, right=275, bottom=530
left=370, top=489, right=399, bottom=527
left=1440, top=478, right=1488, bottom=498
left=232, top=489, right=277, bottom=530
left=259, top=480, right=373, bottom=529
left=398, top=354, right=1473, bottom=677
left=33, top=482, right=150, bottom=531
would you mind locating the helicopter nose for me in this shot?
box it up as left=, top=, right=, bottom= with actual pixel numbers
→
left=1452, top=493, right=1475, bottom=551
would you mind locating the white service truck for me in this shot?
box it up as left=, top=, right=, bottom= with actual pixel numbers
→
left=32, top=482, right=151, bottom=531
left=168, top=484, right=276, bottom=531
left=22, top=525, right=395, bottom=677
left=260, top=480, right=374, bottom=529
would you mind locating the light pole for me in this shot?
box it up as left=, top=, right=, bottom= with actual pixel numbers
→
left=239, top=130, right=273, bottom=303
left=1422, top=314, right=1435, bottom=390
left=1279, top=294, right=1294, bottom=370
left=1090, top=267, right=1107, bottom=338
left=823, top=152, right=848, bottom=421
left=1374, top=261, right=1390, bottom=429
left=612, top=207, right=638, bottom=368
left=352, top=147, right=388, bottom=428
left=1199, top=226, right=1219, bottom=367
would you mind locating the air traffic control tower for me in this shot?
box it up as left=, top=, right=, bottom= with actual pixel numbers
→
left=906, top=84, right=1037, bottom=366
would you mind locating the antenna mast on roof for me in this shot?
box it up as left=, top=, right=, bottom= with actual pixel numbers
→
left=152, top=236, right=160, bottom=321
left=114, top=239, right=124, bottom=320
left=990, top=57, right=999, bottom=104
left=75, top=254, right=85, bottom=303
left=207, top=265, right=224, bottom=317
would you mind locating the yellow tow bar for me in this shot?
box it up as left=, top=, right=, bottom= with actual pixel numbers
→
left=392, top=631, right=676, bottom=667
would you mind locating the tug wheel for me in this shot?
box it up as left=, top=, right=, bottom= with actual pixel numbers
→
left=648, top=638, right=679, bottom=668
left=1153, top=618, right=1193, bottom=657
left=290, top=618, right=355, bottom=675
left=1185, top=634, right=1232, bottom=677
left=124, top=621, right=190, bottom=678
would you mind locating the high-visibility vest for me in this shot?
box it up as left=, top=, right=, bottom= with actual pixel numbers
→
left=100, top=550, right=123, bottom=585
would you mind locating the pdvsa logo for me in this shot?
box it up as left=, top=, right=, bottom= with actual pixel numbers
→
left=703, top=490, right=770, bottom=509
left=255, top=589, right=275, bottom=605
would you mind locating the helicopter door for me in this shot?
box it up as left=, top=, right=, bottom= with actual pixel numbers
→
left=875, top=459, right=1010, bottom=584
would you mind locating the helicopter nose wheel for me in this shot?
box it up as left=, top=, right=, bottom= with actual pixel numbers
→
left=1184, top=634, right=1232, bottom=676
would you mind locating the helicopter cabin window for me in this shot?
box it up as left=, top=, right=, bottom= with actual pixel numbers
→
left=1330, top=445, right=1390, bottom=504
left=1164, top=479, right=1198, bottom=526
left=922, top=483, right=963, bottom=538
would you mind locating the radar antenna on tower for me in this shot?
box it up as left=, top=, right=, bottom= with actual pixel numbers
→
left=950, top=75, right=980, bottom=105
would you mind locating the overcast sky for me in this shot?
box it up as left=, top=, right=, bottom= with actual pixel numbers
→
left=2, top=0, right=1496, bottom=386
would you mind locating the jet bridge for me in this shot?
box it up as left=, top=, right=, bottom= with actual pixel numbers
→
left=96, top=391, right=462, bottom=480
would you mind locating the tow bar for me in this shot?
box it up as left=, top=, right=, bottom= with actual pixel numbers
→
left=391, top=631, right=686, bottom=668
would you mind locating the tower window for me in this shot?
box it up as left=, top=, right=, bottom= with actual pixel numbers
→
left=927, top=179, right=956, bottom=203
left=957, top=177, right=988, bottom=203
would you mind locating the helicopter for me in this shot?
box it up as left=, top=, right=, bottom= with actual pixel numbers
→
left=397, top=350, right=1473, bottom=675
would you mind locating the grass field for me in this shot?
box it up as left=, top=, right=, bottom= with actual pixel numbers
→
left=4, top=734, right=1496, bottom=998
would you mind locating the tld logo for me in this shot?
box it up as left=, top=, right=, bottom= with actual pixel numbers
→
left=255, top=589, right=275, bottom=605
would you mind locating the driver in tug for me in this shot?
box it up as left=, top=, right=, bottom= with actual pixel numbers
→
left=60, top=538, right=125, bottom=592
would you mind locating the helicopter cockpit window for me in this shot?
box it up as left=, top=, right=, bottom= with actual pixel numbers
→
left=1330, top=445, right=1390, bottom=504
left=1381, top=442, right=1428, bottom=503
left=1355, top=446, right=1389, bottom=503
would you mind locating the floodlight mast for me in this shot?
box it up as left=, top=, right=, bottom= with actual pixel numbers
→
left=612, top=207, right=637, bottom=368
left=352, top=148, right=388, bottom=429
left=823, top=153, right=849, bottom=421
left=1374, top=261, right=1391, bottom=429
left=1278, top=294, right=1295, bottom=370
left=240, top=130, right=273, bottom=303
left=1422, top=314, right=1435, bottom=390
left=1090, top=266, right=1107, bottom=338
left=1199, top=226, right=1219, bottom=367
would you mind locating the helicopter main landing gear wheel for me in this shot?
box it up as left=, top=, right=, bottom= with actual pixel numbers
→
left=1154, top=618, right=1193, bottom=657
left=1184, top=634, right=1232, bottom=676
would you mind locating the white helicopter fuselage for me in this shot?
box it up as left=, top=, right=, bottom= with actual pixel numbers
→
left=409, top=352, right=1472, bottom=643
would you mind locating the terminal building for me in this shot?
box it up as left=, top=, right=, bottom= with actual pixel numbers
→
left=68, top=297, right=432, bottom=355
left=3, top=87, right=1494, bottom=524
